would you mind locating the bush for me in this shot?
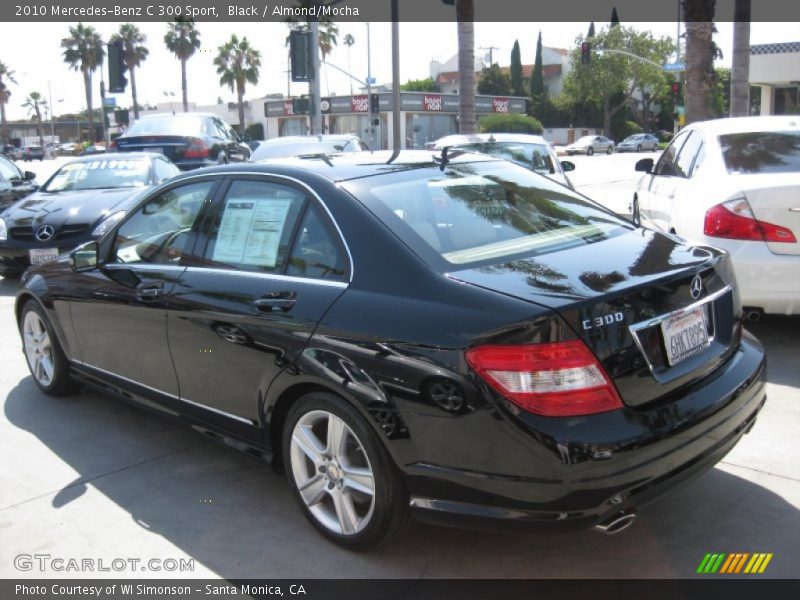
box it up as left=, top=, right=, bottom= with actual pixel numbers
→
left=613, top=120, right=643, bottom=142
left=479, top=113, right=544, bottom=135
left=245, top=123, right=264, bottom=141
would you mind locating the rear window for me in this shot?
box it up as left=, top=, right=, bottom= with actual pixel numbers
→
left=454, top=142, right=556, bottom=175
left=346, top=161, right=629, bottom=269
left=126, top=115, right=205, bottom=136
left=252, top=142, right=348, bottom=161
left=719, top=130, right=800, bottom=174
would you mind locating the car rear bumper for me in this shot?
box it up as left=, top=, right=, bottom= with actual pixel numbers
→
left=174, top=158, right=219, bottom=171
left=404, top=331, right=766, bottom=532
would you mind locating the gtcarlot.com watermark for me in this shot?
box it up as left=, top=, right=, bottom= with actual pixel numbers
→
left=14, top=553, right=195, bottom=573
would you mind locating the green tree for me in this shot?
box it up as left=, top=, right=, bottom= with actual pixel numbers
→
left=587, top=22, right=596, bottom=38
left=110, top=24, right=149, bottom=120
left=61, top=23, right=104, bottom=142
left=343, top=33, right=355, bottom=95
left=0, top=61, right=16, bottom=144
left=510, top=40, right=524, bottom=96
left=563, top=25, right=675, bottom=137
left=400, top=77, right=439, bottom=92
left=610, top=7, right=620, bottom=27
left=22, top=91, right=46, bottom=149
left=529, top=32, right=545, bottom=104
left=214, top=34, right=261, bottom=133
left=477, top=64, right=511, bottom=95
left=164, top=17, right=201, bottom=112
left=682, top=0, right=717, bottom=123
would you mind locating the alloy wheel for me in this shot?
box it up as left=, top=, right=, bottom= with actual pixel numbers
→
left=289, top=410, right=376, bottom=536
left=22, top=311, right=54, bottom=387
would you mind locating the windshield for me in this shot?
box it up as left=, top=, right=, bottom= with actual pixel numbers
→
left=574, top=137, right=594, bottom=145
left=345, top=161, right=628, bottom=269
left=44, top=158, right=151, bottom=192
left=454, top=142, right=556, bottom=175
left=623, top=135, right=643, bottom=142
left=252, top=141, right=350, bottom=161
left=719, top=130, right=800, bottom=174
left=126, top=115, right=205, bottom=136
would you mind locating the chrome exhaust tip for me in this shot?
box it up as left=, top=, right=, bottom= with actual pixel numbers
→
left=744, top=308, right=764, bottom=323
left=594, top=510, right=637, bottom=535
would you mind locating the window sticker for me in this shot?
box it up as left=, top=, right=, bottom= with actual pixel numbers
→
left=213, top=196, right=293, bottom=267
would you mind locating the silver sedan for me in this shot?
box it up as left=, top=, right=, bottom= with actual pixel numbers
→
left=565, top=135, right=615, bottom=156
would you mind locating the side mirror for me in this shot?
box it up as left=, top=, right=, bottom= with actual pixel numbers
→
left=635, top=158, right=654, bottom=173
left=24, top=171, right=36, bottom=180
left=70, top=241, right=99, bottom=272
left=560, top=160, right=576, bottom=173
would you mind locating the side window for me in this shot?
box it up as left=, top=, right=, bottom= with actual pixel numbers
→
left=674, top=132, right=703, bottom=178
left=203, top=180, right=305, bottom=273
left=655, top=131, right=689, bottom=176
left=113, top=181, right=214, bottom=265
left=0, top=156, right=20, bottom=181
left=690, top=142, right=705, bottom=177
left=287, top=204, right=346, bottom=280
left=154, top=158, right=180, bottom=183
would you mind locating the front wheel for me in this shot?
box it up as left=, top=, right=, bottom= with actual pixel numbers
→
left=19, top=301, right=76, bottom=395
left=607, top=146, right=613, bottom=154
left=636, top=144, right=642, bottom=152
left=587, top=147, right=594, bottom=156
left=283, top=392, right=411, bottom=549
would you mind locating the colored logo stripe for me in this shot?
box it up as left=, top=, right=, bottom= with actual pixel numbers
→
left=697, top=553, right=773, bottom=574
left=697, top=553, right=726, bottom=573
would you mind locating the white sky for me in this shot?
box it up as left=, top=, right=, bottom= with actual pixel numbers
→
left=1, top=20, right=798, bottom=120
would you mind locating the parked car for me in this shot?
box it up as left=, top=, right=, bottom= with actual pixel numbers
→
left=429, top=133, right=576, bottom=188
left=0, top=154, right=38, bottom=210
left=616, top=133, right=660, bottom=153
left=565, top=135, right=614, bottom=156
left=5, top=146, right=24, bottom=160
left=21, top=145, right=45, bottom=161
left=111, top=113, right=251, bottom=170
left=250, top=134, right=368, bottom=162
left=632, top=115, right=800, bottom=316
left=60, top=143, right=79, bottom=155
left=0, top=152, right=180, bottom=277
left=14, top=151, right=765, bottom=549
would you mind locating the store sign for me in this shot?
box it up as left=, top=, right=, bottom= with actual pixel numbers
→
left=423, top=94, right=443, bottom=111
left=493, top=97, right=509, bottom=113
left=284, top=101, right=294, bottom=116
left=351, top=95, right=369, bottom=112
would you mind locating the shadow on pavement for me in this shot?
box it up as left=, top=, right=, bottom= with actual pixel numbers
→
left=0, top=276, right=19, bottom=298
left=4, top=372, right=799, bottom=579
left=746, top=317, right=800, bottom=388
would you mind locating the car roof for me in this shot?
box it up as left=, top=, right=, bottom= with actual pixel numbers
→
left=433, top=133, right=549, bottom=147
left=173, top=150, right=498, bottom=183
left=688, top=115, right=800, bottom=136
left=137, top=112, right=216, bottom=119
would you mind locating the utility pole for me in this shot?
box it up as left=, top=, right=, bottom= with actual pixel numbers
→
left=48, top=80, right=55, bottom=145
left=310, top=21, right=322, bottom=135
left=391, top=1, right=400, bottom=155
left=366, top=22, right=373, bottom=148
left=479, top=45, right=500, bottom=66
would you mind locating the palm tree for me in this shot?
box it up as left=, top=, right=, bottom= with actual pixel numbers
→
left=343, top=33, right=355, bottom=95
left=682, top=0, right=717, bottom=123
left=164, top=17, right=201, bottom=112
left=22, top=91, right=46, bottom=149
left=730, top=0, right=751, bottom=117
left=318, top=22, right=339, bottom=60
left=61, top=23, right=104, bottom=142
left=456, top=0, right=476, bottom=134
left=110, top=23, right=149, bottom=120
left=0, top=61, right=16, bottom=145
left=214, top=35, right=261, bottom=134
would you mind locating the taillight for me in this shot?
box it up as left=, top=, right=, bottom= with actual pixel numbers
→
left=184, top=137, right=209, bottom=159
left=465, top=340, right=623, bottom=417
left=704, top=199, right=797, bottom=243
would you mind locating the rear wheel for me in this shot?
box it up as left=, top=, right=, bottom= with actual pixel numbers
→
left=607, top=146, right=613, bottom=154
left=587, top=147, right=594, bottom=156
left=283, top=391, right=411, bottom=549
left=653, top=143, right=659, bottom=151
left=19, top=301, right=75, bottom=395
left=636, top=144, right=642, bottom=152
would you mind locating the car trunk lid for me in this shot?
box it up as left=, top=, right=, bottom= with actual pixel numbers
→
left=738, top=173, right=800, bottom=256
left=114, top=135, right=192, bottom=163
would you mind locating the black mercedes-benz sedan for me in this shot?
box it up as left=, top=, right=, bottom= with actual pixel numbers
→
left=0, top=152, right=181, bottom=277
left=15, top=152, right=766, bottom=549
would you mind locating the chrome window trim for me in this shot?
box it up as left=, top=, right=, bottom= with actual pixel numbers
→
left=72, top=360, right=256, bottom=426
left=182, top=266, right=347, bottom=288
left=628, top=284, right=732, bottom=376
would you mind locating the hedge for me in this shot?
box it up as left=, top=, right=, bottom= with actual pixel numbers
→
left=479, top=113, right=544, bottom=135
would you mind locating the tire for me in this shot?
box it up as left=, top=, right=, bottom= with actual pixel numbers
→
left=653, top=144, right=659, bottom=152
left=283, top=391, right=411, bottom=549
left=587, top=147, right=594, bottom=156
left=607, top=146, right=613, bottom=154
left=19, top=300, right=77, bottom=395
left=636, top=144, right=642, bottom=152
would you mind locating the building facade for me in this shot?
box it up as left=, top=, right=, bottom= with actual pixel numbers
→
left=749, top=42, right=800, bottom=116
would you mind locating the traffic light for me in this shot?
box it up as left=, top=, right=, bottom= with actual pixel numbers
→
left=290, top=30, right=312, bottom=82
left=107, top=42, right=127, bottom=93
left=671, top=81, right=682, bottom=101
left=370, top=93, right=380, bottom=114
left=581, top=42, right=591, bottom=65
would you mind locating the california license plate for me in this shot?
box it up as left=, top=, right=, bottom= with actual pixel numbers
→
left=29, top=248, right=59, bottom=265
left=661, top=306, right=710, bottom=366
left=143, top=147, right=164, bottom=154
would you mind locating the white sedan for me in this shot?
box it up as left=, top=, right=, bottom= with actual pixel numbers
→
left=632, top=115, right=800, bottom=316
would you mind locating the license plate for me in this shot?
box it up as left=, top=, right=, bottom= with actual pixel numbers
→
left=29, top=248, right=59, bottom=265
left=143, top=147, right=164, bottom=154
left=661, top=306, right=710, bottom=366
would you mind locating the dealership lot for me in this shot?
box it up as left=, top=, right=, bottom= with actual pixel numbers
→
left=1, top=147, right=799, bottom=575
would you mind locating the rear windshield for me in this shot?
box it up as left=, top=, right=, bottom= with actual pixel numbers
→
left=126, top=115, right=205, bottom=136
left=345, top=161, right=629, bottom=269
left=454, top=142, right=556, bottom=175
left=44, top=158, right=151, bottom=191
left=719, top=130, right=800, bottom=174
left=252, top=141, right=352, bottom=161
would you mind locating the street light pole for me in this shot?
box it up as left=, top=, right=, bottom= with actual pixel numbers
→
left=48, top=80, right=55, bottom=146
left=391, top=1, right=400, bottom=155
left=366, top=22, right=373, bottom=148
left=310, top=21, right=322, bottom=135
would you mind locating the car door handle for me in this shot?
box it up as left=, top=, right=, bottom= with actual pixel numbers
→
left=253, top=291, right=297, bottom=312
left=136, top=282, right=164, bottom=301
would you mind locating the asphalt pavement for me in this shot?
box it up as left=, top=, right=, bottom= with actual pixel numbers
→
left=0, top=153, right=798, bottom=579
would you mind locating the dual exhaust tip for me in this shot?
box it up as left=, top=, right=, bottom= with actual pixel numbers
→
left=594, top=510, right=637, bottom=535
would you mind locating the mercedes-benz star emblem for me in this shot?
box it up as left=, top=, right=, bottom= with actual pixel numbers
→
left=690, top=275, right=703, bottom=300
left=35, top=224, right=55, bottom=242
